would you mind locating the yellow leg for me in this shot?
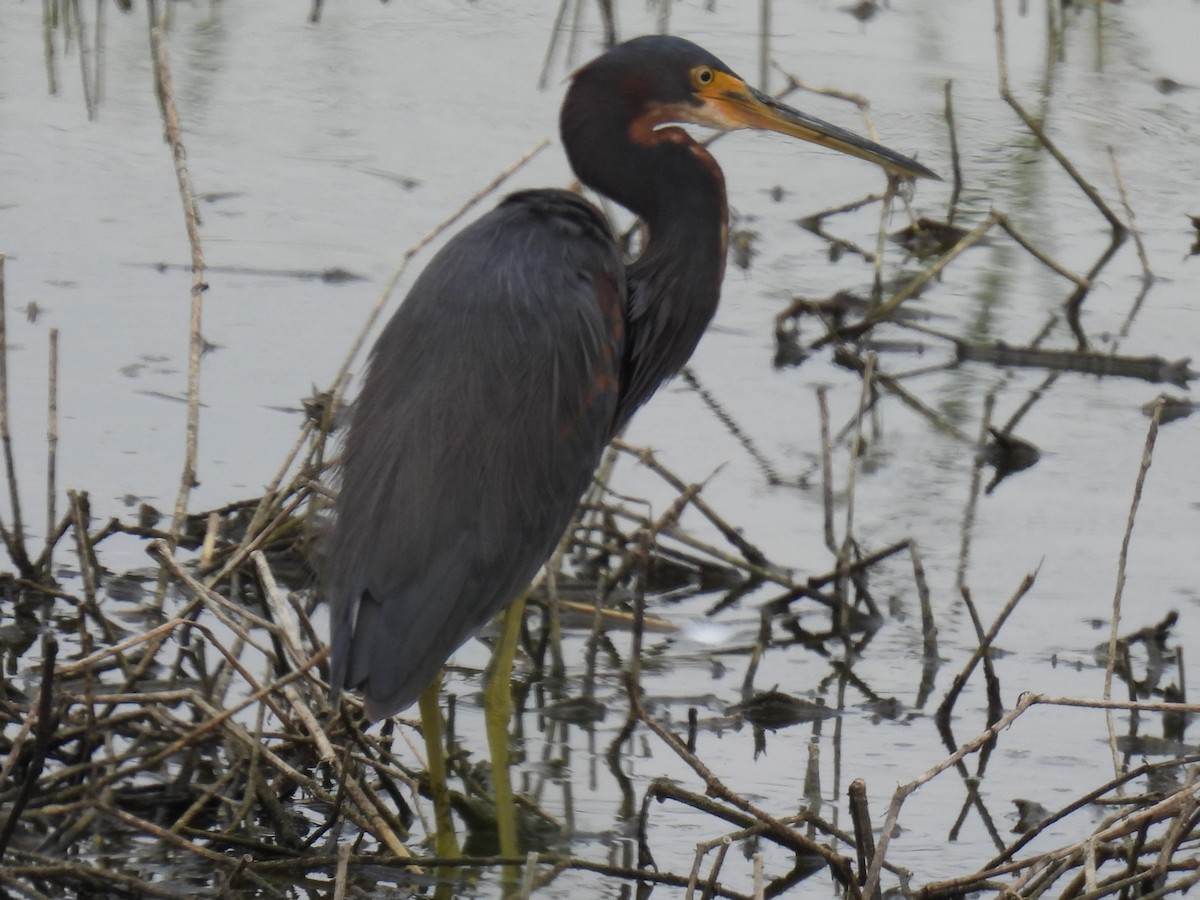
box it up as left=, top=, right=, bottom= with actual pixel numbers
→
left=484, top=594, right=526, bottom=859
left=418, top=673, right=460, bottom=859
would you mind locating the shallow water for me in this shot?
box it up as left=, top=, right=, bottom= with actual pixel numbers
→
left=2, top=1, right=1198, bottom=896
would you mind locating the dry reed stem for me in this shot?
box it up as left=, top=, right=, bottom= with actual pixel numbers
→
left=1104, top=397, right=1165, bottom=778
left=812, top=385, right=834, bottom=554
left=993, top=210, right=1090, bottom=286
left=68, top=0, right=94, bottom=119
left=937, top=567, right=1038, bottom=724
left=943, top=80, right=963, bottom=220
left=1108, top=146, right=1156, bottom=339
left=0, top=253, right=32, bottom=578
left=43, top=328, right=58, bottom=573
left=148, top=25, right=207, bottom=583
left=838, top=351, right=875, bottom=576
left=41, top=0, right=58, bottom=94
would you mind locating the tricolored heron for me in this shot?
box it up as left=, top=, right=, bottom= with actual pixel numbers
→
left=325, top=36, right=934, bottom=836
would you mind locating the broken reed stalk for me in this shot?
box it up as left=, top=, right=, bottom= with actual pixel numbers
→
left=1104, top=397, right=1165, bottom=778
left=870, top=179, right=896, bottom=303
left=848, top=779, right=881, bottom=900
left=94, top=0, right=106, bottom=106
left=44, top=327, right=59, bottom=573
left=910, top=541, right=936, bottom=663
left=1108, top=148, right=1152, bottom=281
left=943, top=80, right=962, bottom=222
left=0, top=254, right=33, bottom=578
left=1108, top=147, right=1156, bottom=339
left=817, top=385, right=835, bottom=553
left=68, top=0, right=95, bottom=120
left=936, top=567, right=1038, bottom=725
left=66, top=489, right=98, bottom=607
left=42, top=0, right=58, bottom=94
left=148, top=25, right=206, bottom=601
left=992, top=210, right=1089, bottom=287
left=955, top=391, right=993, bottom=591
left=231, top=418, right=317, bottom=562
left=838, top=351, right=875, bottom=578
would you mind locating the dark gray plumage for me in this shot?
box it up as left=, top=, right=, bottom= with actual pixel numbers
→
left=327, top=191, right=623, bottom=719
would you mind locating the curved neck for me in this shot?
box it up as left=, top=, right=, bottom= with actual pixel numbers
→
left=562, top=96, right=728, bottom=422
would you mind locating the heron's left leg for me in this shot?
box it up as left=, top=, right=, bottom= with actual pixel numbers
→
left=418, top=673, right=460, bottom=859
left=483, top=594, right=526, bottom=857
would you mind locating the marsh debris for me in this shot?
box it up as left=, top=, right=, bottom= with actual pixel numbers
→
left=727, top=690, right=838, bottom=730
left=889, top=217, right=975, bottom=259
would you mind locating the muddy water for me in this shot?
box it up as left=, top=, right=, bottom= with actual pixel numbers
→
left=2, top=0, right=1198, bottom=895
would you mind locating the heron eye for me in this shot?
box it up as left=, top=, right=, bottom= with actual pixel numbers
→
left=694, top=66, right=714, bottom=86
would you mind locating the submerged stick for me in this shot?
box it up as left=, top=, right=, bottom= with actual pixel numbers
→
left=954, top=343, right=1192, bottom=388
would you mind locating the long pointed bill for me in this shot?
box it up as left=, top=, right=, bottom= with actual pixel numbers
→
left=700, top=72, right=939, bottom=181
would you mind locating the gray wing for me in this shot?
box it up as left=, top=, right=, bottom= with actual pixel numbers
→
left=325, top=189, right=623, bottom=720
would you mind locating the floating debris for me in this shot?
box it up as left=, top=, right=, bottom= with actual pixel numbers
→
left=1142, top=393, right=1196, bottom=424
left=1011, top=798, right=1053, bottom=834
left=980, top=427, right=1040, bottom=493
left=1154, top=77, right=1190, bottom=95
left=730, top=227, right=759, bottom=271
left=139, top=262, right=368, bottom=283
left=727, top=690, right=838, bottom=730
left=956, top=342, right=1194, bottom=387
left=890, top=217, right=975, bottom=259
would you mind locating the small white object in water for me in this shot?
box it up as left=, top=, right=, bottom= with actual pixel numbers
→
left=680, top=620, right=737, bottom=647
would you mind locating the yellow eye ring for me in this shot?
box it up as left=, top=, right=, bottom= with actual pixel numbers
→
left=694, top=66, right=714, bottom=86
